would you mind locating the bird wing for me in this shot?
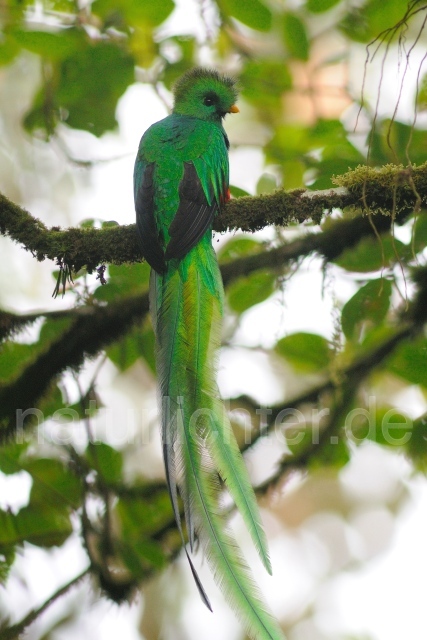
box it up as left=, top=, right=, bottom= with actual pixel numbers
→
left=165, top=161, right=217, bottom=261
left=165, top=123, right=229, bottom=261
left=134, top=116, right=229, bottom=269
left=134, top=157, right=167, bottom=274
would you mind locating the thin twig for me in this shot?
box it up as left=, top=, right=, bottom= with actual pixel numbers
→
left=0, top=568, right=90, bottom=640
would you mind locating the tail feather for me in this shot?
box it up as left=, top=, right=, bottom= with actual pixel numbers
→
left=151, top=238, right=285, bottom=639
left=152, top=268, right=209, bottom=606
left=151, top=270, right=185, bottom=538
left=178, top=388, right=283, bottom=640
left=207, top=409, right=272, bottom=575
left=182, top=245, right=272, bottom=574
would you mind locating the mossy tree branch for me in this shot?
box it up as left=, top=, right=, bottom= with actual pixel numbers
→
left=0, top=212, right=409, bottom=439
left=2, top=168, right=427, bottom=439
left=1, top=163, right=427, bottom=274
left=1, top=267, right=427, bottom=637
left=0, top=292, right=149, bottom=438
left=0, top=569, right=90, bottom=640
left=239, top=266, right=427, bottom=493
left=2, top=162, right=427, bottom=440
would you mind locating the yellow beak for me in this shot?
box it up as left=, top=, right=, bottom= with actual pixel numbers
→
left=229, top=104, right=239, bottom=113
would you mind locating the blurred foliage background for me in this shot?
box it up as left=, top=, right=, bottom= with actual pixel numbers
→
left=1, top=1, right=427, bottom=639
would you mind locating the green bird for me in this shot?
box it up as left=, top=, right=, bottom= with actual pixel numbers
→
left=134, top=68, right=284, bottom=640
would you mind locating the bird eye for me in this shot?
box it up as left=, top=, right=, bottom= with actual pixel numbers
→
left=203, top=94, right=216, bottom=106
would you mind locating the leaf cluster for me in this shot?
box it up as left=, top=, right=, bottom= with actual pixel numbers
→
left=2, top=0, right=427, bottom=638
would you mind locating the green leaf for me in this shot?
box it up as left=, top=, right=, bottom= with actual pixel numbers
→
left=38, top=384, right=67, bottom=421
left=309, top=118, right=346, bottom=144
left=116, top=491, right=172, bottom=536
left=292, top=119, right=364, bottom=188
left=58, top=43, right=135, bottom=135
left=229, top=185, right=251, bottom=198
left=107, top=321, right=154, bottom=372
left=25, top=41, right=135, bottom=136
left=275, top=332, right=332, bottom=372
left=285, top=424, right=349, bottom=469
left=387, top=337, right=427, bottom=388
left=0, top=441, right=30, bottom=475
left=339, top=0, right=406, bottom=43
left=0, top=509, right=23, bottom=547
left=139, top=322, right=156, bottom=373
left=240, top=60, right=292, bottom=108
left=85, top=442, right=123, bottom=484
left=310, top=119, right=363, bottom=162
left=285, top=424, right=313, bottom=458
left=93, top=0, right=174, bottom=27
left=369, top=119, right=427, bottom=166
left=15, top=504, right=73, bottom=547
left=306, top=0, right=341, bottom=12
left=283, top=13, right=310, bottom=61
left=39, top=316, right=74, bottom=343
left=139, top=324, right=156, bottom=373
left=45, top=0, right=77, bottom=12
left=119, top=538, right=166, bottom=575
left=0, top=546, right=15, bottom=583
left=227, top=270, right=276, bottom=314
left=307, top=158, right=363, bottom=190
left=115, top=494, right=169, bottom=573
left=0, top=342, right=34, bottom=381
left=265, top=123, right=310, bottom=164
left=0, top=34, right=21, bottom=66
left=346, top=405, right=412, bottom=448
left=282, top=160, right=306, bottom=189
left=12, top=28, right=85, bottom=59
left=106, top=331, right=143, bottom=371
left=0, top=319, right=72, bottom=385
left=359, top=323, right=397, bottom=351
left=412, top=213, right=427, bottom=253
left=0, top=504, right=72, bottom=549
left=341, top=278, right=392, bottom=341
left=219, top=0, right=272, bottom=31
left=315, top=435, right=349, bottom=468
left=24, top=458, right=82, bottom=509
left=79, top=218, right=100, bottom=228
left=406, top=414, right=427, bottom=472
left=218, top=237, right=264, bottom=262
left=334, top=234, right=409, bottom=273
left=256, top=173, right=277, bottom=195
left=416, top=73, right=427, bottom=112
left=162, top=37, right=196, bottom=89
left=94, top=262, right=150, bottom=302
left=109, top=262, right=150, bottom=289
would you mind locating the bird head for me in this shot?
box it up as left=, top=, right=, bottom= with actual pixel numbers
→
left=172, top=67, right=239, bottom=123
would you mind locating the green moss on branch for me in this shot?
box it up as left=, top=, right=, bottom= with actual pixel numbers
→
left=0, top=292, right=149, bottom=440
left=2, top=162, right=427, bottom=274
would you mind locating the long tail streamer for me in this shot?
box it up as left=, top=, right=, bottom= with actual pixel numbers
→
left=151, top=236, right=284, bottom=640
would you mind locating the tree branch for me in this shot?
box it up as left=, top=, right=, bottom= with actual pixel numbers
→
left=254, top=324, right=415, bottom=495
left=235, top=322, right=412, bottom=452
left=0, top=307, right=80, bottom=342
left=1, top=210, right=425, bottom=442
left=235, top=264, right=427, bottom=494
left=0, top=292, right=149, bottom=439
left=2, top=163, right=427, bottom=441
left=0, top=568, right=90, bottom=640
left=1, top=162, right=426, bottom=273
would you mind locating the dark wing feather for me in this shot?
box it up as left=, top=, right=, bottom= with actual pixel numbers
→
left=165, top=162, right=217, bottom=261
left=134, top=162, right=166, bottom=274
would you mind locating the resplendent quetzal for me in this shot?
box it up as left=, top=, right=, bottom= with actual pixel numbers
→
left=134, top=68, right=284, bottom=640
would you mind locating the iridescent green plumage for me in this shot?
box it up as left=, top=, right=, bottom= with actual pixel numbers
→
left=134, top=68, right=285, bottom=640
